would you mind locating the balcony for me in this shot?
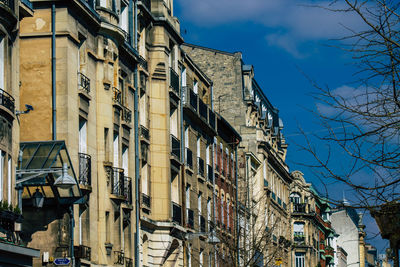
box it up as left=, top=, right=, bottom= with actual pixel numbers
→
left=0, top=88, right=15, bottom=115
left=140, top=125, right=150, bottom=142
left=170, top=134, right=181, bottom=161
left=207, top=165, right=213, bottom=183
left=110, top=167, right=125, bottom=198
left=78, top=72, right=90, bottom=95
left=200, top=215, right=206, bottom=232
left=187, top=208, right=194, bottom=229
left=113, top=87, right=122, bottom=106
left=142, top=193, right=150, bottom=209
left=294, top=232, right=305, bottom=243
left=169, top=68, right=179, bottom=96
left=293, top=203, right=306, bottom=213
left=114, top=251, right=125, bottom=265
left=182, top=86, right=216, bottom=133
left=74, top=245, right=91, bottom=261
left=124, top=177, right=132, bottom=205
left=121, top=106, right=132, bottom=124
left=78, top=153, right=91, bottom=188
left=139, top=0, right=150, bottom=10
left=0, top=0, right=17, bottom=31
left=125, top=257, right=133, bottom=267
left=185, top=148, right=193, bottom=170
left=197, top=157, right=205, bottom=178
left=172, top=202, right=182, bottom=225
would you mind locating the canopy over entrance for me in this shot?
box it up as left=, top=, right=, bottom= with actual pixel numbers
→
left=17, top=140, right=83, bottom=205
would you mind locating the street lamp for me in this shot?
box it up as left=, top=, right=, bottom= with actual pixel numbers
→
left=32, top=188, right=44, bottom=208
left=54, top=163, right=76, bottom=189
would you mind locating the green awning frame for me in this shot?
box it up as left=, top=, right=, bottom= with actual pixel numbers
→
left=17, top=140, right=83, bottom=205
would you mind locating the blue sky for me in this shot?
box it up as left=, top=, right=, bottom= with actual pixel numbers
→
left=174, top=0, right=389, bottom=255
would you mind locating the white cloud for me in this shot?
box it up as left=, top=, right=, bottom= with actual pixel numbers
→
left=177, top=0, right=365, bottom=57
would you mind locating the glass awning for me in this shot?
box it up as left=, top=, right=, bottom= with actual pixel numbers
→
left=17, top=140, right=83, bottom=205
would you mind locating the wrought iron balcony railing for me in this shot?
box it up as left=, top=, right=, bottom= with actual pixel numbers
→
left=142, top=193, right=150, bottom=208
left=78, top=72, right=90, bottom=94
left=139, top=0, right=150, bottom=10
left=170, top=135, right=180, bottom=160
left=78, top=153, right=91, bottom=186
left=187, top=208, right=194, bottom=229
left=0, top=88, right=14, bottom=114
left=198, top=98, right=208, bottom=120
left=293, top=203, right=306, bottom=213
left=125, top=257, right=133, bottom=267
left=169, top=68, right=179, bottom=95
left=197, top=157, right=204, bottom=177
left=121, top=106, right=132, bottom=124
left=111, top=167, right=124, bottom=197
left=113, top=87, right=122, bottom=105
left=185, top=148, right=193, bottom=169
left=74, top=245, right=91, bottom=261
left=114, top=251, right=125, bottom=265
left=294, top=232, right=305, bottom=243
left=172, top=202, right=182, bottom=225
left=189, top=89, right=197, bottom=111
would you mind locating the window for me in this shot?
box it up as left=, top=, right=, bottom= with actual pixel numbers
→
left=295, top=252, right=305, bottom=267
left=290, top=193, right=301, bottom=204
left=122, top=146, right=129, bottom=176
left=79, top=117, right=87, bottom=154
left=220, top=193, right=224, bottom=225
left=119, top=1, right=129, bottom=33
left=185, top=127, right=189, bottom=148
left=193, top=79, right=198, bottom=94
left=198, top=192, right=202, bottom=225
left=113, top=132, right=119, bottom=167
left=207, top=198, right=211, bottom=230
left=181, top=68, right=186, bottom=87
left=187, top=243, right=192, bottom=267
left=197, top=136, right=201, bottom=157
left=227, top=198, right=230, bottom=228
left=199, top=249, right=203, bottom=267
left=0, top=36, right=4, bottom=89
left=7, top=156, right=11, bottom=201
left=0, top=151, right=4, bottom=201
left=186, top=184, right=190, bottom=219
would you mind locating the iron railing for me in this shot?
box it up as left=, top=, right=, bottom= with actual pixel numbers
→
left=121, top=106, right=132, bottom=124
left=125, top=257, right=133, bottom=267
left=0, top=0, right=13, bottom=9
left=187, top=208, right=194, bottom=229
left=112, top=87, right=122, bottom=105
left=0, top=88, right=14, bottom=114
left=169, top=68, right=179, bottom=95
left=199, top=99, right=208, bottom=120
left=142, top=193, right=150, bottom=208
left=170, top=135, right=180, bottom=160
left=74, top=245, right=91, bottom=261
left=207, top=165, right=213, bottom=182
left=197, top=157, right=204, bottom=177
left=124, top=176, right=132, bottom=204
left=140, top=125, right=150, bottom=141
left=172, top=202, right=182, bottom=225
left=114, top=251, right=125, bottom=265
left=209, top=109, right=215, bottom=129
left=78, top=72, right=90, bottom=94
left=78, top=153, right=91, bottom=186
left=185, top=148, right=193, bottom=169
left=294, top=232, right=305, bottom=243
left=111, top=167, right=124, bottom=197
left=293, top=203, right=306, bottom=213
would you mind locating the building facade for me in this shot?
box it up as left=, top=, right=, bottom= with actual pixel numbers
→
left=182, top=43, right=293, bottom=267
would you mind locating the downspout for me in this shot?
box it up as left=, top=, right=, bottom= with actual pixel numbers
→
left=133, top=1, right=140, bottom=267
left=235, top=145, right=239, bottom=267
left=52, top=3, right=56, bottom=140
left=180, top=67, right=185, bottom=267
left=212, top=137, right=216, bottom=266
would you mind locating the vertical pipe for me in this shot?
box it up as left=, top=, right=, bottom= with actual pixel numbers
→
left=69, top=206, right=75, bottom=267
left=133, top=1, right=140, bottom=267
left=212, top=137, right=216, bottom=266
left=235, top=145, right=239, bottom=267
left=51, top=3, right=56, bottom=140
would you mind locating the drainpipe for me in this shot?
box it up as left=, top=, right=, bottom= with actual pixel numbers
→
left=69, top=206, right=75, bottom=267
left=180, top=69, right=185, bottom=267
left=212, top=137, right=216, bottom=266
left=133, top=1, right=140, bottom=267
left=235, top=145, right=239, bottom=267
left=52, top=3, right=56, bottom=140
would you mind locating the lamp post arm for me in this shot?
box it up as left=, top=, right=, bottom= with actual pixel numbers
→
left=15, top=168, right=63, bottom=184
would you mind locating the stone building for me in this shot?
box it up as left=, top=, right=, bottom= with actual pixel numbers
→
left=0, top=0, right=40, bottom=266
left=17, top=0, right=145, bottom=266
left=290, top=171, right=337, bottom=267
left=331, top=200, right=368, bottom=267
left=182, top=43, right=293, bottom=267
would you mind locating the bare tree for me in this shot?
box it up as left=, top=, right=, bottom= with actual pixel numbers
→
left=298, top=0, right=400, bottom=265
